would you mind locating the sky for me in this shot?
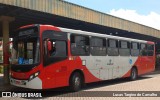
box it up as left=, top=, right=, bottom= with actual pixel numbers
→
left=64, top=0, right=160, bottom=30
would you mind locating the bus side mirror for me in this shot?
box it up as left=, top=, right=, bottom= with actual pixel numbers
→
left=47, top=41, right=52, bottom=51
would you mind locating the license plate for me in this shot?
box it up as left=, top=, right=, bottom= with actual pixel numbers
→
left=14, top=80, right=22, bottom=85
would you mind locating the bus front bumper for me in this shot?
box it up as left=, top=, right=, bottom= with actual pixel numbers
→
left=10, top=77, right=42, bottom=89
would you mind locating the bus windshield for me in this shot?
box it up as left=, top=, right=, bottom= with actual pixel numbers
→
left=11, top=37, right=40, bottom=65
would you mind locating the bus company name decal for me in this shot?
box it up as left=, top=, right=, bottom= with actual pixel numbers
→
left=1, top=92, right=42, bottom=98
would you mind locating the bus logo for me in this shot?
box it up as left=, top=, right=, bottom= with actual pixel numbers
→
left=129, top=59, right=132, bottom=64
left=107, top=59, right=113, bottom=65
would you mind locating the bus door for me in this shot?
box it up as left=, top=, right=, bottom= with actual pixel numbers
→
left=43, top=30, right=68, bottom=87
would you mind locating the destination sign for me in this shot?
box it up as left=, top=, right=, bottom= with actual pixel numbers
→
left=19, top=29, right=35, bottom=36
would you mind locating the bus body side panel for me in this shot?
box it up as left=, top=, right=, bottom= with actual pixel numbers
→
left=79, top=56, right=138, bottom=81
left=122, top=57, right=141, bottom=78
left=40, top=36, right=101, bottom=89
left=122, top=43, right=155, bottom=78
left=40, top=57, right=102, bottom=89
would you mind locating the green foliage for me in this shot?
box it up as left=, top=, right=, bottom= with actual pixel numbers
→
left=0, top=65, right=3, bottom=74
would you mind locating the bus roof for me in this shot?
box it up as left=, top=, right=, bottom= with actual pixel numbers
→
left=58, top=27, right=154, bottom=44
left=20, top=24, right=154, bottom=44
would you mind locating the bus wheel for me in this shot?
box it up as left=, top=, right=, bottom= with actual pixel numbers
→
left=130, top=67, right=138, bottom=81
left=70, top=72, right=82, bottom=92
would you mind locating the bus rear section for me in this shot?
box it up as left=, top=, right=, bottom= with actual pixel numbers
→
left=10, top=24, right=155, bottom=91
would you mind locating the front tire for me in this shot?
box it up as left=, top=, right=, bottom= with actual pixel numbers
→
left=69, top=72, right=82, bottom=92
left=130, top=68, right=138, bottom=81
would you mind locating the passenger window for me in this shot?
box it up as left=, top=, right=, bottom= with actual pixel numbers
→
left=131, top=42, right=139, bottom=56
left=90, top=37, right=106, bottom=56
left=49, top=41, right=67, bottom=57
left=140, top=43, right=147, bottom=56
left=43, top=39, right=67, bottom=66
left=108, top=39, right=119, bottom=56
left=119, top=41, right=130, bottom=56
left=132, top=42, right=139, bottom=49
left=147, top=44, right=154, bottom=56
left=108, top=39, right=118, bottom=48
left=48, top=41, right=56, bottom=57
left=71, top=34, right=90, bottom=56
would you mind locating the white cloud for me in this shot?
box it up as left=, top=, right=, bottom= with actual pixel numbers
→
left=108, top=9, right=160, bottom=30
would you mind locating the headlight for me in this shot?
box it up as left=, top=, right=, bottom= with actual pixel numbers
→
left=35, top=72, right=39, bottom=76
left=30, top=75, right=34, bottom=79
left=29, top=71, right=40, bottom=81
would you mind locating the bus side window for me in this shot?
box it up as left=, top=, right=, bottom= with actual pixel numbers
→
left=119, top=41, right=130, bottom=56
left=71, top=34, right=90, bottom=56
left=140, top=43, right=147, bottom=56
left=90, top=37, right=106, bottom=56
left=147, top=44, right=154, bottom=56
left=48, top=41, right=56, bottom=57
left=107, top=39, right=119, bottom=56
left=43, top=39, right=56, bottom=57
left=47, top=40, right=67, bottom=57
left=131, top=42, right=139, bottom=56
left=54, top=41, right=67, bottom=57
left=43, top=39, right=67, bottom=66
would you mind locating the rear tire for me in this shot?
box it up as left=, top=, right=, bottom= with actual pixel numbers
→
left=130, top=67, right=138, bottom=81
left=69, top=72, right=82, bottom=92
